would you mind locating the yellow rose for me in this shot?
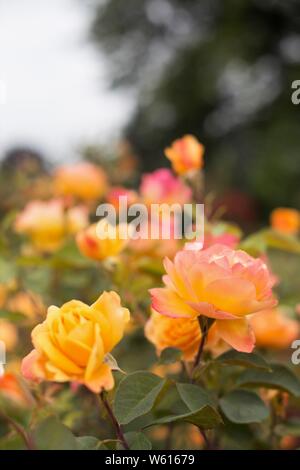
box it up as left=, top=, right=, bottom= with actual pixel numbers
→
left=15, top=199, right=89, bottom=252
left=21, top=292, right=130, bottom=393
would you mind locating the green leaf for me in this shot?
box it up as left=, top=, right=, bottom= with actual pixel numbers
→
left=97, top=439, right=119, bottom=450
left=176, top=383, right=216, bottom=409
left=262, top=229, right=300, bottom=254
left=216, top=350, right=270, bottom=370
left=0, top=434, right=26, bottom=450
left=53, top=240, right=92, bottom=268
left=148, top=405, right=222, bottom=430
left=0, top=395, right=32, bottom=427
left=32, top=416, right=78, bottom=450
left=0, top=259, right=16, bottom=283
left=220, top=390, right=269, bottom=424
left=158, top=347, right=182, bottom=365
left=237, top=363, right=300, bottom=396
left=76, top=436, right=100, bottom=450
left=240, top=229, right=300, bottom=256
left=137, top=258, right=165, bottom=276
left=0, top=310, right=27, bottom=322
left=146, top=383, right=222, bottom=430
left=113, top=372, right=167, bottom=425
left=124, top=432, right=152, bottom=450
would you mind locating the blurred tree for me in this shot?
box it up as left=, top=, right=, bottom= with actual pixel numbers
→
left=90, top=0, right=300, bottom=217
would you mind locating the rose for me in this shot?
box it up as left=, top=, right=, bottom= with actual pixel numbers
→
left=21, top=291, right=130, bottom=393
left=145, top=310, right=202, bottom=361
left=250, top=307, right=299, bottom=349
left=106, top=187, right=139, bottom=210
left=15, top=199, right=89, bottom=252
left=164, top=135, right=204, bottom=175
left=150, top=244, right=277, bottom=352
left=270, top=207, right=300, bottom=235
left=54, top=162, right=108, bottom=201
left=140, top=168, right=192, bottom=206
left=76, top=220, right=130, bottom=261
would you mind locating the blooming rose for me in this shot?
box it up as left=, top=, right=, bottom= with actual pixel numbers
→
left=54, top=162, right=107, bottom=201
left=250, top=307, right=299, bottom=349
left=150, top=244, right=277, bottom=352
left=15, top=199, right=88, bottom=252
left=21, top=292, right=130, bottom=393
left=76, top=220, right=130, bottom=261
left=145, top=310, right=202, bottom=361
left=270, top=207, right=300, bottom=235
left=164, top=135, right=204, bottom=175
left=106, top=187, right=139, bottom=210
left=0, top=320, right=18, bottom=351
left=140, top=168, right=192, bottom=206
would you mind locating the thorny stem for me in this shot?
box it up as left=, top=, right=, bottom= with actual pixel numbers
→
left=0, top=410, right=35, bottom=450
left=100, top=392, right=129, bottom=450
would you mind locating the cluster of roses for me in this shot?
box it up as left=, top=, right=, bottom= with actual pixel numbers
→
left=4, top=134, right=296, bottom=397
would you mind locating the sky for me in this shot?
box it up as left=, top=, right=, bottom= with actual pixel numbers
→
left=0, top=0, right=133, bottom=163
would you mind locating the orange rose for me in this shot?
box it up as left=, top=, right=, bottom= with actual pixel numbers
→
left=250, top=307, right=299, bottom=349
left=76, top=220, right=130, bottom=261
left=54, top=162, right=107, bottom=201
left=21, top=291, right=130, bottom=393
left=165, top=135, right=204, bottom=175
left=145, top=310, right=227, bottom=361
left=145, top=310, right=202, bottom=361
left=150, top=244, right=277, bottom=352
left=270, top=208, right=300, bottom=235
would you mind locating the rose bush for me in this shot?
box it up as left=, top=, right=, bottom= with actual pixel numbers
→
left=0, top=135, right=299, bottom=450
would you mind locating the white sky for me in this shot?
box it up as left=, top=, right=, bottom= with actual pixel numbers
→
left=0, top=0, right=133, bottom=162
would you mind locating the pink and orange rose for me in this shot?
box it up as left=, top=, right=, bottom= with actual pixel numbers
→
left=140, top=168, right=192, bottom=206
left=150, top=244, right=277, bottom=352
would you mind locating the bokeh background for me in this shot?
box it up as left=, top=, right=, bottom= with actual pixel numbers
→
left=1, top=0, right=300, bottom=225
